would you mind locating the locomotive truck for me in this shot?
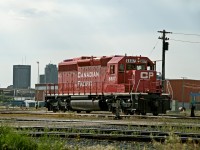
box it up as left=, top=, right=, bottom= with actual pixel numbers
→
left=45, top=55, right=171, bottom=116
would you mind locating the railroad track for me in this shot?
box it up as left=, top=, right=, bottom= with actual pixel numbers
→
left=0, top=111, right=200, bottom=144
left=76, top=113, right=200, bottom=120
left=15, top=126, right=200, bottom=143
left=1, top=117, right=200, bottom=131
left=0, top=110, right=200, bottom=120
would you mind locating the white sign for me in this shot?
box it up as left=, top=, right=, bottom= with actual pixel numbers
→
left=140, top=72, right=154, bottom=79
left=77, top=81, right=92, bottom=87
left=126, top=59, right=136, bottom=63
left=78, top=71, right=99, bottom=78
left=109, top=76, right=116, bottom=81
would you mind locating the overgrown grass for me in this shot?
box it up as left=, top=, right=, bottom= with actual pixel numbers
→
left=1, top=124, right=200, bottom=150
left=153, top=132, right=200, bottom=150
left=36, top=134, right=66, bottom=150
left=0, top=125, right=66, bottom=150
left=0, top=126, right=38, bottom=150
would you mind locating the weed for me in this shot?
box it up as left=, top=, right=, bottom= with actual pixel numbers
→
left=153, top=131, right=200, bottom=150
left=0, top=125, right=38, bottom=150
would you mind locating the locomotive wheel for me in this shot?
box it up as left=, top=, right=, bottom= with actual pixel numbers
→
left=135, top=110, right=140, bottom=115
left=108, top=105, right=112, bottom=112
left=153, top=112, right=158, bottom=116
left=112, top=108, right=116, bottom=114
left=141, top=112, right=146, bottom=115
left=77, top=110, right=81, bottom=113
left=129, top=111, right=134, bottom=115
left=86, top=111, right=91, bottom=113
left=123, top=110, right=129, bottom=115
left=48, top=105, right=53, bottom=111
left=48, top=106, right=51, bottom=111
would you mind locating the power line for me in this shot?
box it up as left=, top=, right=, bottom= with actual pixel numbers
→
left=184, top=85, right=200, bottom=89
left=148, top=40, right=159, bottom=57
left=170, top=39, right=200, bottom=43
left=184, top=83, right=200, bottom=88
left=173, top=32, right=200, bottom=37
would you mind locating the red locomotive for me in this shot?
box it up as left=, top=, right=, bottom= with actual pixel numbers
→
left=45, top=55, right=171, bottom=116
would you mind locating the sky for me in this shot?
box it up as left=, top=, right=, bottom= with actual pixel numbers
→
left=0, top=0, right=200, bottom=88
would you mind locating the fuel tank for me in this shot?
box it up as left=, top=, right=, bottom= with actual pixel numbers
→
left=70, top=99, right=107, bottom=111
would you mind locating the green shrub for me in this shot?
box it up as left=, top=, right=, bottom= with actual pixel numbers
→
left=0, top=95, right=13, bottom=102
left=0, top=126, right=38, bottom=150
left=0, top=126, right=66, bottom=150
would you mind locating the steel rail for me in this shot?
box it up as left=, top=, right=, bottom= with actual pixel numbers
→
left=16, top=130, right=200, bottom=143
left=0, top=110, right=200, bottom=120
left=15, top=126, right=200, bottom=138
left=1, top=117, right=200, bottom=130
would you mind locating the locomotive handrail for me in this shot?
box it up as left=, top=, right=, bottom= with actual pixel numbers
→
left=45, top=80, right=164, bottom=96
left=45, top=83, right=58, bottom=96
left=84, top=82, right=85, bottom=95
left=135, top=79, right=161, bottom=93
left=166, top=80, right=173, bottom=99
left=128, top=79, right=135, bottom=94
left=56, top=81, right=104, bottom=95
left=68, top=83, right=69, bottom=95
left=96, top=82, right=97, bottom=95
left=135, top=79, right=149, bottom=93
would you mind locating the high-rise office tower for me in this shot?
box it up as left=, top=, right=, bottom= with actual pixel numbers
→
left=13, top=65, right=31, bottom=89
left=39, top=74, right=45, bottom=84
left=45, top=64, right=58, bottom=84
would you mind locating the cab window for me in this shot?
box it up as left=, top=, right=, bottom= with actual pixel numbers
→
left=110, top=65, right=115, bottom=74
left=136, top=65, right=145, bottom=70
left=119, top=64, right=124, bottom=72
left=126, top=64, right=135, bottom=70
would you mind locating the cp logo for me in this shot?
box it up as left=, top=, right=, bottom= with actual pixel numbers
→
left=140, top=72, right=154, bottom=79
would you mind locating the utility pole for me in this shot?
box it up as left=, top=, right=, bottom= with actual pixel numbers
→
left=181, top=77, right=187, bottom=108
left=158, top=30, right=172, bottom=92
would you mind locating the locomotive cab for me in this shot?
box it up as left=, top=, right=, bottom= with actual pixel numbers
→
left=106, top=56, right=159, bottom=93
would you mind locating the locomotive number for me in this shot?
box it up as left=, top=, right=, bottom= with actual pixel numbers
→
left=109, top=76, right=116, bottom=81
left=126, top=59, right=136, bottom=63
left=140, top=72, right=154, bottom=79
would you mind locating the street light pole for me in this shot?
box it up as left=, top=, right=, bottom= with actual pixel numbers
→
left=36, top=61, right=40, bottom=108
left=181, top=77, right=187, bottom=108
left=37, top=61, right=39, bottom=84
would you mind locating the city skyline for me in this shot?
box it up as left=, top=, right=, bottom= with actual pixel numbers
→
left=0, top=0, right=200, bottom=88
left=2, top=63, right=58, bottom=89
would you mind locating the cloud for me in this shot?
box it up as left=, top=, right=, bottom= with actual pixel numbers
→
left=20, top=8, right=47, bottom=18
left=0, top=0, right=200, bottom=87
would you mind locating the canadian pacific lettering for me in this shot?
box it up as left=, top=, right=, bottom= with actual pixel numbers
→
left=78, top=72, right=99, bottom=78
left=77, top=81, right=92, bottom=87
